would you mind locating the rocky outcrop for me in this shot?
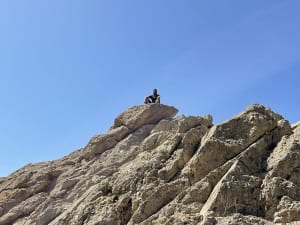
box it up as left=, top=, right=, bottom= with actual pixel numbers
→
left=84, top=104, right=178, bottom=160
left=0, top=104, right=299, bottom=224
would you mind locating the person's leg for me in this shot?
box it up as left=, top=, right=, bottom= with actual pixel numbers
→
left=144, top=96, right=150, bottom=104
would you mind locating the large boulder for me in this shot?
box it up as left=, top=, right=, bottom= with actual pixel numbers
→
left=111, top=104, right=178, bottom=131
left=84, top=104, right=178, bottom=159
left=182, top=104, right=292, bottom=183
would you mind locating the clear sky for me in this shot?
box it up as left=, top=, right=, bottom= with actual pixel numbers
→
left=0, top=0, right=299, bottom=177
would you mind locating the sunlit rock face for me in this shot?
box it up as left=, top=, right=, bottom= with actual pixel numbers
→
left=1, top=104, right=300, bottom=225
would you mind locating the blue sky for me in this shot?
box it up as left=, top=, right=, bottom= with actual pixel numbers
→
left=0, top=0, right=299, bottom=177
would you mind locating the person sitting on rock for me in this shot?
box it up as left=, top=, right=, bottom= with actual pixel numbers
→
left=144, top=88, right=160, bottom=104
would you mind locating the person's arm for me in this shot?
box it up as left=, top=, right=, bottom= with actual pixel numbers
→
left=156, top=95, right=160, bottom=103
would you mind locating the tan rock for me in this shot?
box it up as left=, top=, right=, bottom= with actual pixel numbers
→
left=274, top=196, right=300, bottom=223
left=111, top=104, right=178, bottom=130
left=182, top=104, right=292, bottom=183
left=1, top=104, right=300, bottom=225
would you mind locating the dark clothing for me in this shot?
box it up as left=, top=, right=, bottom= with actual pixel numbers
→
left=144, top=89, right=160, bottom=104
left=148, top=94, right=160, bottom=103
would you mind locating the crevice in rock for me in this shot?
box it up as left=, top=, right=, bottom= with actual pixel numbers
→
left=78, top=206, right=95, bottom=225
left=118, top=197, right=132, bottom=225
left=160, top=125, right=211, bottom=183
left=139, top=194, right=177, bottom=223
left=131, top=182, right=183, bottom=224
left=44, top=172, right=62, bottom=193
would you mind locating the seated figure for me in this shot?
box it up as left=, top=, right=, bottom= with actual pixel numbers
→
left=144, top=88, right=160, bottom=104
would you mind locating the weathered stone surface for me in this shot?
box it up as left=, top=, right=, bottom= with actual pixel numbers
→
left=84, top=104, right=178, bottom=159
left=0, top=104, right=299, bottom=224
left=261, top=120, right=300, bottom=222
left=274, top=196, right=300, bottom=223
left=111, top=104, right=178, bottom=130
left=182, top=104, right=291, bottom=183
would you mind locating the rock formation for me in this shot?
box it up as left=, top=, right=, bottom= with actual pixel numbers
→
left=0, top=103, right=299, bottom=225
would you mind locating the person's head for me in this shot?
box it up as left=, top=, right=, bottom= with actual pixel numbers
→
left=153, top=88, right=158, bottom=95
